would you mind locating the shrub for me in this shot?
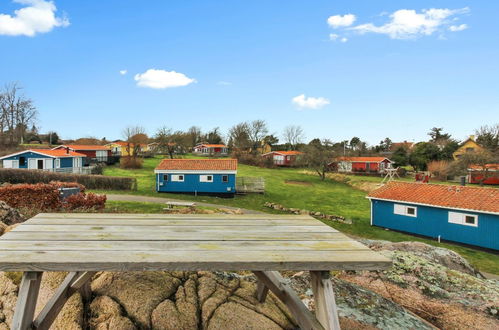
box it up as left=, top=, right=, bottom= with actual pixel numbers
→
left=91, top=164, right=105, bottom=175
left=0, top=168, right=136, bottom=190
left=120, top=156, right=143, bottom=169
left=0, top=183, right=106, bottom=211
left=427, top=160, right=450, bottom=181
left=63, top=192, right=106, bottom=210
left=232, top=152, right=275, bottom=168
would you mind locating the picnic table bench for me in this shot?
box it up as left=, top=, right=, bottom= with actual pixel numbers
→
left=164, top=201, right=196, bottom=209
left=0, top=213, right=391, bottom=330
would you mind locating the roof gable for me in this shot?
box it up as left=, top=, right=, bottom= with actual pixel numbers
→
left=155, top=159, right=237, bottom=171
left=368, top=181, right=499, bottom=214
left=54, top=145, right=110, bottom=151
left=336, top=156, right=392, bottom=163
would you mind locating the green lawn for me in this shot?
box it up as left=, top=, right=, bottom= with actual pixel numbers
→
left=96, top=156, right=499, bottom=275
left=104, top=200, right=216, bottom=213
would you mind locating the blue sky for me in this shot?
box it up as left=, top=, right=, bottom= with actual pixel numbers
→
left=1, top=0, right=498, bottom=145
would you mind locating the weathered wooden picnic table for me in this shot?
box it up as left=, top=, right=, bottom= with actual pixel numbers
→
left=0, top=213, right=391, bottom=330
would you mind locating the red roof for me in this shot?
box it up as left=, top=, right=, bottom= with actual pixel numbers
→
left=468, top=164, right=499, bottom=171
left=155, top=159, right=237, bottom=171
left=368, top=181, right=499, bottom=214
left=336, top=156, right=391, bottom=163
left=56, top=145, right=110, bottom=151
left=266, top=151, right=303, bottom=156
left=196, top=144, right=227, bottom=148
left=31, top=149, right=86, bottom=157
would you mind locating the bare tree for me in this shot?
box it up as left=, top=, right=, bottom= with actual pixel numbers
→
left=228, top=122, right=251, bottom=150
left=283, top=125, right=304, bottom=150
left=0, top=83, right=37, bottom=146
left=248, top=120, right=268, bottom=154
left=155, top=127, right=188, bottom=159
left=475, top=124, right=499, bottom=154
left=186, top=126, right=202, bottom=148
left=122, top=126, right=146, bottom=158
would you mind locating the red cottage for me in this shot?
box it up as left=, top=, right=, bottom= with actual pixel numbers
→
left=262, top=151, right=303, bottom=166
left=468, top=164, right=499, bottom=185
left=332, top=156, right=393, bottom=174
left=52, top=145, right=112, bottom=163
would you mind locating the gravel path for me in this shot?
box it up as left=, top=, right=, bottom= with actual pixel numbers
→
left=106, top=194, right=265, bottom=214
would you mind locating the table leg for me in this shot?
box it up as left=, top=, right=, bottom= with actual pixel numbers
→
left=310, top=271, right=341, bottom=330
left=256, top=280, right=269, bottom=302
left=254, top=271, right=324, bottom=330
left=12, top=271, right=43, bottom=330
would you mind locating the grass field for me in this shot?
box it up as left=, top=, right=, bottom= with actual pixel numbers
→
left=97, top=156, right=499, bottom=274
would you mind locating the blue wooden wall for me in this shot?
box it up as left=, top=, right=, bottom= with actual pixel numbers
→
left=2, top=152, right=77, bottom=169
left=156, top=173, right=236, bottom=194
left=371, top=199, right=498, bottom=250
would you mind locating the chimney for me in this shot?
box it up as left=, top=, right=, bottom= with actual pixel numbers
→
left=66, top=147, right=70, bottom=154
left=469, top=135, right=475, bottom=141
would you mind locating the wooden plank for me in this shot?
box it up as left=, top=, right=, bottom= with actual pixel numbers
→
left=0, top=231, right=348, bottom=241
left=27, top=218, right=323, bottom=226
left=256, top=280, right=269, bottom=303
left=33, top=271, right=96, bottom=330
left=12, top=271, right=42, bottom=330
left=254, top=271, right=324, bottom=330
left=0, top=239, right=371, bottom=252
left=32, top=213, right=314, bottom=220
left=310, top=271, right=340, bottom=330
left=0, top=250, right=391, bottom=272
left=14, top=225, right=336, bottom=233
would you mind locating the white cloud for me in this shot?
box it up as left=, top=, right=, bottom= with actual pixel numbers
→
left=292, top=94, right=330, bottom=110
left=217, top=81, right=232, bottom=86
left=351, top=7, right=469, bottom=39
left=327, top=14, right=356, bottom=28
left=329, top=34, right=348, bottom=43
left=449, top=23, right=468, bottom=32
left=134, top=69, right=196, bottom=89
left=0, top=0, right=69, bottom=37
left=119, top=70, right=127, bottom=75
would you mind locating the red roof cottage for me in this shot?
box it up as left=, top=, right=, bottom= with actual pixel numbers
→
left=262, top=151, right=303, bottom=166
left=193, top=144, right=228, bottom=156
left=331, top=156, right=393, bottom=174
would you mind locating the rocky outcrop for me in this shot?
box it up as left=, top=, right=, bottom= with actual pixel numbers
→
left=0, top=201, right=23, bottom=226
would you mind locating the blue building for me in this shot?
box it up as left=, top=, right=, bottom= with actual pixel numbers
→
left=0, top=149, right=85, bottom=173
left=368, top=182, right=499, bottom=250
left=154, top=159, right=237, bottom=195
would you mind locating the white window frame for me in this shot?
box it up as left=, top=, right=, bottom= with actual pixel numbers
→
left=448, top=211, right=478, bottom=227
left=55, top=159, right=61, bottom=168
left=172, top=174, right=184, bottom=182
left=394, top=204, right=417, bottom=217
left=200, top=175, right=213, bottom=183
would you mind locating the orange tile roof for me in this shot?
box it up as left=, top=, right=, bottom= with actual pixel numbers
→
left=336, top=156, right=390, bottom=162
left=271, top=151, right=303, bottom=155
left=31, top=149, right=86, bottom=157
left=368, top=181, right=499, bottom=214
left=59, top=145, right=110, bottom=151
left=155, top=159, right=237, bottom=171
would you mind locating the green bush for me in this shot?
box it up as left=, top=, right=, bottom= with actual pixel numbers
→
left=0, top=168, right=136, bottom=190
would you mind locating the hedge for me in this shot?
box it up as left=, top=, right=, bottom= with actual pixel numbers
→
left=0, top=183, right=106, bottom=211
left=0, top=168, right=136, bottom=190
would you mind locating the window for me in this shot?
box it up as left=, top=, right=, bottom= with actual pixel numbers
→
left=394, top=204, right=417, bottom=217
left=55, top=159, right=61, bottom=168
left=449, top=212, right=478, bottom=227
left=172, top=175, right=184, bottom=182
left=222, top=175, right=229, bottom=183
left=19, top=157, right=26, bottom=166
left=200, top=175, right=213, bottom=182
left=163, top=174, right=168, bottom=181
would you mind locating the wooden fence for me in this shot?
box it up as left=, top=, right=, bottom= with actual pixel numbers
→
left=236, top=177, right=265, bottom=194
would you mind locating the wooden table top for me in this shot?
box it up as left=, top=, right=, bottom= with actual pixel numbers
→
left=0, top=213, right=391, bottom=272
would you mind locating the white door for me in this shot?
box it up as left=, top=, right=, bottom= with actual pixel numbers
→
left=3, top=160, right=13, bottom=168
left=73, top=157, right=82, bottom=168
left=28, top=159, right=37, bottom=169
left=44, top=159, right=53, bottom=170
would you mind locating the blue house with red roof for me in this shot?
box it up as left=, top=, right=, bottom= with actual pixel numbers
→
left=154, top=159, right=237, bottom=195
left=0, top=149, right=85, bottom=173
left=368, top=182, right=499, bottom=250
